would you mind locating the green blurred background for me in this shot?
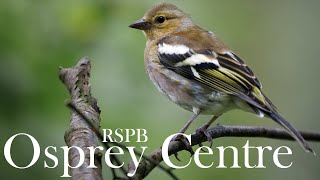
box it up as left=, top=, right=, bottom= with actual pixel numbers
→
left=0, top=0, right=319, bottom=179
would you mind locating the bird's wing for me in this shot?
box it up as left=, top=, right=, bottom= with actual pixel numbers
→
left=157, top=34, right=275, bottom=113
left=157, top=31, right=312, bottom=154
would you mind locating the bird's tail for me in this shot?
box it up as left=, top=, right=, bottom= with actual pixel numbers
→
left=268, top=111, right=315, bottom=155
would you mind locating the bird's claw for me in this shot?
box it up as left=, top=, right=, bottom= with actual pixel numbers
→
left=196, top=125, right=213, bottom=148
left=174, top=152, right=181, bottom=161
left=171, top=134, right=194, bottom=158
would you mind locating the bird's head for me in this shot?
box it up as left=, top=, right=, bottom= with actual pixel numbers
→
left=129, top=3, right=193, bottom=40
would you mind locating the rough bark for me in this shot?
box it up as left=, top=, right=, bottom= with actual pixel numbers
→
left=59, top=57, right=102, bottom=180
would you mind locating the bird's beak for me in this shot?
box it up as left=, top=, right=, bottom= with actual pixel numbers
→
left=129, top=19, right=151, bottom=30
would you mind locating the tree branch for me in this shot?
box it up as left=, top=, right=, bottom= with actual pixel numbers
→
left=129, top=125, right=320, bottom=179
left=67, top=101, right=178, bottom=180
left=61, top=57, right=177, bottom=180
left=59, top=57, right=103, bottom=180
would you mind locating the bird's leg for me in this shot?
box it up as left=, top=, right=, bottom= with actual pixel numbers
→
left=171, top=110, right=200, bottom=157
left=196, top=115, right=220, bottom=148
left=178, top=111, right=200, bottom=133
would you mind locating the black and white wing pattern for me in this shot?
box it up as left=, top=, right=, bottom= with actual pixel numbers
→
left=157, top=41, right=275, bottom=113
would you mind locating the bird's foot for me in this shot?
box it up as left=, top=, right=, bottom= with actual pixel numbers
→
left=170, top=134, right=194, bottom=160
left=196, top=125, right=213, bottom=148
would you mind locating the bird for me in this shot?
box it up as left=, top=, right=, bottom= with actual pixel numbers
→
left=129, top=2, right=314, bottom=154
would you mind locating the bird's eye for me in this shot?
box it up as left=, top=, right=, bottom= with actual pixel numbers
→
left=156, top=16, right=166, bottom=23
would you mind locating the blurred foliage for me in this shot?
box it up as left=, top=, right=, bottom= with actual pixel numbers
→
left=0, top=0, right=319, bottom=179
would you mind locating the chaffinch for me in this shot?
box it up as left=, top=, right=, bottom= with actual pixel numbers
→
left=129, top=3, right=313, bottom=153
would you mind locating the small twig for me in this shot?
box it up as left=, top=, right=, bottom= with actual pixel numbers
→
left=108, top=143, right=129, bottom=177
left=130, top=125, right=320, bottom=179
left=110, top=158, right=127, bottom=180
